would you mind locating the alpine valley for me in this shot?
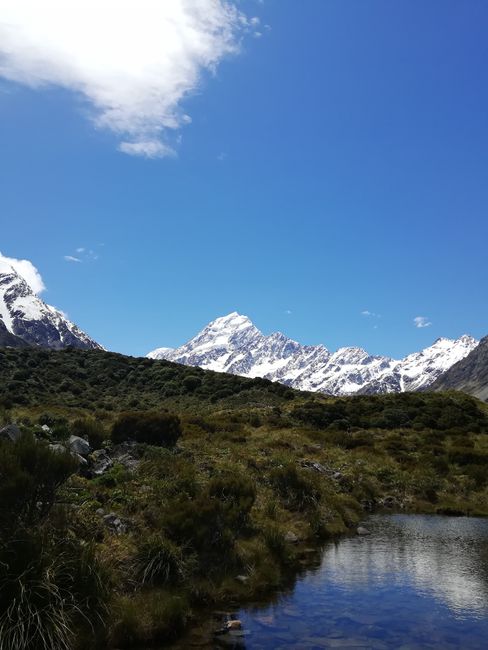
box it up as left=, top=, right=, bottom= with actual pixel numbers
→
left=148, top=312, right=479, bottom=396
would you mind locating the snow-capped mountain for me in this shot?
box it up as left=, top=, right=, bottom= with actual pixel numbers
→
left=0, top=259, right=101, bottom=350
left=147, top=312, right=478, bottom=396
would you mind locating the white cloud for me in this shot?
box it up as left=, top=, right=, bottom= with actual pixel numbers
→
left=284, top=309, right=292, bottom=315
left=76, top=247, right=85, bottom=253
left=0, top=251, right=46, bottom=294
left=361, top=310, right=381, bottom=318
left=64, top=255, right=82, bottom=263
left=414, top=316, right=432, bottom=329
left=0, top=1, right=255, bottom=157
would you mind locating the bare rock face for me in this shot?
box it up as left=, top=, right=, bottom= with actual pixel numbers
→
left=0, top=260, right=101, bottom=350
left=147, top=312, right=478, bottom=396
left=431, top=335, right=488, bottom=402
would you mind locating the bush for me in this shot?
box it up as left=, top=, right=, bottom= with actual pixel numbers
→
left=0, top=433, right=78, bottom=529
left=0, top=532, right=108, bottom=650
left=71, top=418, right=106, bottom=449
left=270, top=464, right=321, bottom=511
left=182, top=375, right=202, bottom=392
left=133, top=535, right=186, bottom=586
left=109, top=591, right=189, bottom=647
left=208, top=473, right=256, bottom=533
left=111, top=412, right=182, bottom=447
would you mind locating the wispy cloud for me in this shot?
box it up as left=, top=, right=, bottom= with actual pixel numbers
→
left=414, top=316, right=432, bottom=329
left=0, top=1, right=258, bottom=157
left=0, top=251, right=45, bottom=294
left=361, top=310, right=381, bottom=318
left=64, top=247, right=100, bottom=263
left=284, top=309, right=292, bottom=315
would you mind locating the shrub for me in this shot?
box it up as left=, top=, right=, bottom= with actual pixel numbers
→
left=182, top=375, right=202, bottom=392
left=109, top=591, right=189, bottom=647
left=163, top=495, right=234, bottom=561
left=0, top=433, right=78, bottom=529
left=133, top=534, right=186, bottom=586
left=111, top=412, right=182, bottom=447
left=269, top=464, right=321, bottom=511
left=0, top=533, right=108, bottom=650
left=208, top=473, right=256, bottom=533
left=71, top=418, right=106, bottom=449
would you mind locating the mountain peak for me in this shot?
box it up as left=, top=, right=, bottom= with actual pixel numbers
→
left=147, top=314, right=479, bottom=397
left=0, top=263, right=101, bottom=351
left=206, top=312, right=255, bottom=330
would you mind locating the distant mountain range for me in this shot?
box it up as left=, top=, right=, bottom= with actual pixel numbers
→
left=1, top=256, right=484, bottom=400
left=0, top=260, right=101, bottom=350
left=147, top=312, right=479, bottom=397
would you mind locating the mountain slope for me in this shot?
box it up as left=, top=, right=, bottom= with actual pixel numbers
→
left=431, top=335, right=488, bottom=401
left=0, top=260, right=101, bottom=350
left=147, top=312, right=478, bottom=396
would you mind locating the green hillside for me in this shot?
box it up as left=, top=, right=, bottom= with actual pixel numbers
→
left=1, top=347, right=487, bottom=649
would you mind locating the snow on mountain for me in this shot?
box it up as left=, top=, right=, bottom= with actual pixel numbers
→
left=147, top=312, right=478, bottom=396
left=0, top=260, right=101, bottom=350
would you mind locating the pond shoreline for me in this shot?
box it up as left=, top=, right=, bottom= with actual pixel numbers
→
left=165, top=513, right=488, bottom=649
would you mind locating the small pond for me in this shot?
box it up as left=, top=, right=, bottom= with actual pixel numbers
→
left=168, top=515, right=488, bottom=649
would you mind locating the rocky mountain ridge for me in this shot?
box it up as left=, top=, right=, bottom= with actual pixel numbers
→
left=147, top=312, right=478, bottom=396
left=0, top=260, right=101, bottom=350
left=431, top=335, right=488, bottom=402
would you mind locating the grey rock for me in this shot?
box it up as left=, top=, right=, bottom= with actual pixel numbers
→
left=91, top=448, right=113, bottom=475
left=41, top=424, right=51, bottom=433
left=49, top=443, right=68, bottom=455
left=357, top=526, right=370, bottom=536
left=68, top=435, right=90, bottom=456
left=103, top=512, right=129, bottom=535
left=0, top=423, right=21, bottom=442
left=235, top=575, right=249, bottom=584
left=284, top=531, right=299, bottom=544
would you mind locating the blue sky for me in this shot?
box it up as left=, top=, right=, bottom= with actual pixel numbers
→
left=1, top=0, right=487, bottom=358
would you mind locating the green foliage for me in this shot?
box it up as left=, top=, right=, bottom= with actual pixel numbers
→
left=109, top=591, right=189, bottom=648
left=111, top=412, right=181, bottom=447
left=71, top=417, right=106, bottom=449
left=133, top=534, right=186, bottom=586
left=0, top=433, right=78, bottom=530
left=208, top=472, right=256, bottom=533
left=0, top=533, right=108, bottom=650
left=270, top=464, right=321, bottom=511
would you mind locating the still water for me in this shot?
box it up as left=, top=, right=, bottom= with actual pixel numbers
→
left=170, top=515, right=488, bottom=649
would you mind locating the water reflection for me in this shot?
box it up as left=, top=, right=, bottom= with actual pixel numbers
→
left=318, top=515, right=488, bottom=617
left=169, top=515, right=488, bottom=649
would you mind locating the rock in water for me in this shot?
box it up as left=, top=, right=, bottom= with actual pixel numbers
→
left=357, top=526, right=370, bottom=536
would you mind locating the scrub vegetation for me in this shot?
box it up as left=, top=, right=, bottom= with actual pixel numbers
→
left=1, top=347, right=487, bottom=648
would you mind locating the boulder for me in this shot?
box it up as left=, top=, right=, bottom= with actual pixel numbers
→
left=226, top=620, right=242, bottom=631
left=41, top=424, right=51, bottom=433
left=91, top=448, right=113, bottom=475
left=357, top=526, right=370, bottom=536
left=0, top=423, right=21, bottom=443
left=284, top=531, right=299, bottom=544
left=49, top=443, right=68, bottom=455
left=103, top=512, right=129, bottom=535
left=68, top=435, right=90, bottom=457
